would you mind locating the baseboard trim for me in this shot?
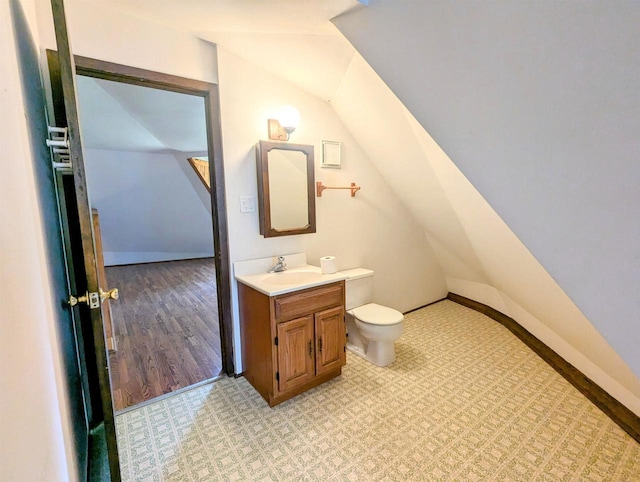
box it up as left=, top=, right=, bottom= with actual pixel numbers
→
left=447, top=292, right=640, bottom=443
left=115, top=375, right=224, bottom=415
left=403, top=296, right=448, bottom=315
left=105, top=256, right=215, bottom=268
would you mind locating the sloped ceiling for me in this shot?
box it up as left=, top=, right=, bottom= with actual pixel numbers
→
left=333, top=2, right=640, bottom=385
left=76, top=76, right=207, bottom=152
left=75, top=0, right=363, bottom=151
left=83, top=0, right=361, bottom=101
left=88, top=0, right=363, bottom=34
left=198, top=30, right=354, bottom=101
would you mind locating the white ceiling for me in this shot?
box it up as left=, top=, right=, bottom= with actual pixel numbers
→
left=87, top=0, right=364, bottom=34
left=77, top=0, right=364, bottom=152
left=200, top=30, right=356, bottom=101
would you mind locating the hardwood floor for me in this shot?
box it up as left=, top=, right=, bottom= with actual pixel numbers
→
left=106, top=258, right=222, bottom=411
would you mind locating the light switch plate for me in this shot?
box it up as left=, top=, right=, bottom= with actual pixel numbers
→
left=240, top=196, right=256, bottom=213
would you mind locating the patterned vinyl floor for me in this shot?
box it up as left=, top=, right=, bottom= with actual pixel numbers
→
left=116, top=300, right=640, bottom=481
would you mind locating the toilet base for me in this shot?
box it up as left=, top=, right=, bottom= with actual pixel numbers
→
left=346, top=343, right=366, bottom=359
left=365, top=340, right=396, bottom=366
left=346, top=341, right=395, bottom=367
left=346, top=314, right=401, bottom=367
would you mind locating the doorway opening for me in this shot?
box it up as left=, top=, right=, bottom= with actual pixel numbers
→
left=48, top=51, right=235, bottom=402
left=74, top=74, right=225, bottom=411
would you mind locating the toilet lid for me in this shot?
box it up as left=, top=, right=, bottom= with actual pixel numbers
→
left=349, top=303, right=403, bottom=325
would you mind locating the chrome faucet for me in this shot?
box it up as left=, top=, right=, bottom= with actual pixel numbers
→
left=269, top=256, right=287, bottom=273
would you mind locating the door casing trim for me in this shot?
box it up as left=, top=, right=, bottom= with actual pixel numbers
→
left=48, top=51, right=235, bottom=376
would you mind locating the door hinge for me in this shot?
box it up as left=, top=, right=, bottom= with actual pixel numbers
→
left=274, top=336, right=278, bottom=346
left=276, top=372, right=280, bottom=382
left=46, top=126, right=69, bottom=148
left=47, top=126, right=72, bottom=170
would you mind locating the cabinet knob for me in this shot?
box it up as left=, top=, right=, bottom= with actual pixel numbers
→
left=308, top=340, right=312, bottom=358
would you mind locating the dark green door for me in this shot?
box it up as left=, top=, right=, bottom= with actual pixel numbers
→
left=47, top=0, right=121, bottom=479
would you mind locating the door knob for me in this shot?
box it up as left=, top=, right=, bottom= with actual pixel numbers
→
left=69, top=288, right=119, bottom=309
left=99, top=288, right=119, bottom=302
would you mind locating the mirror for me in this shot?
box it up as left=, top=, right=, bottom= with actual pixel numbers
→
left=256, top=141, right=316, bottom=237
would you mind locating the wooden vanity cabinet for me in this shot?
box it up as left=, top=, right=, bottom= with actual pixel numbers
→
left=238, top=280, right=346, bottom=407
left=276, top=315, right=314, bottom=393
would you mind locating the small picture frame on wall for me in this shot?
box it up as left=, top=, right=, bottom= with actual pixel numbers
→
left=321, top=140, right=342, bottom=169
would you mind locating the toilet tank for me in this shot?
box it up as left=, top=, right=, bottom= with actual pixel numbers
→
left=342, top=268, right=374, bottom=310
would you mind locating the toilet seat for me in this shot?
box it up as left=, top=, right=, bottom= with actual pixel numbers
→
left=348, top=303, right=403, bottom=325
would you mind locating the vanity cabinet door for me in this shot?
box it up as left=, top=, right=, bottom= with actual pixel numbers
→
left=314, top=306, right=346, bottom=376
left=277, top=315, right=315, bottom=393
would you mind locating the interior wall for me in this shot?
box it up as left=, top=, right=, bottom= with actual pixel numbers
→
left=84, top=148, right=214, bottom=266
left=36, top=0, right=218, bottom=83
left=1, top=0, right=74, bottom=479
left=330, top=52, right=640, bottom=413
left=334, top=1, right=640, bottom=379
left=217, top=47, right=447, bottom=371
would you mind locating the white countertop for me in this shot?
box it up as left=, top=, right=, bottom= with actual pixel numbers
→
left=235, top=264, right=347, bottom=296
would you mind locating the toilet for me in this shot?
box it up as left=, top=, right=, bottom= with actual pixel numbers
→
left=343, top=268, right=404, bottom=367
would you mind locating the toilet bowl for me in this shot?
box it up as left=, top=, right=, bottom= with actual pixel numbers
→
left=343, top=269, right=404, bottom=367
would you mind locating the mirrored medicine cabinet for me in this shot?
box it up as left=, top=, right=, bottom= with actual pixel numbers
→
left=256, top=140, right=316, bottom=238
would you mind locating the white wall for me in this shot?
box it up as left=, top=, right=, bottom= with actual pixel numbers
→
left=217, top=47, right=447, bottom=371
left=84, top=149, right=214, bottom=266
left=330, top=52, right=640, bottom=414
left=36, top=0, right=218, bottom=83
left=1, top=0, right=74, bottom=479
left=334, top=1, right=640, bottom=402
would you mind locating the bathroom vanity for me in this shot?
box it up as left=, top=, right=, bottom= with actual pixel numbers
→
left=235, top=255, right=347, bottom=406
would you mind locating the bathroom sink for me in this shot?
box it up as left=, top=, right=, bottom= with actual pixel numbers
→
left=263, top=271, right=322, bottom=285
left=234, top=257, right=348, bottom=296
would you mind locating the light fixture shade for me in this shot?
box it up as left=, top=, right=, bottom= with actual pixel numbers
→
left=267, top=105, right=300, bottom=141
left=277, top=105, right=300, bottom=132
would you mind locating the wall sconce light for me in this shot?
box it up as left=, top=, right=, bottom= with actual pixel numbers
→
left=268, top=105, right=300, bottom=141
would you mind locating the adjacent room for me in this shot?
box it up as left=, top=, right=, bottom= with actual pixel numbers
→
left=76, top=76, right=223, bottom=411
